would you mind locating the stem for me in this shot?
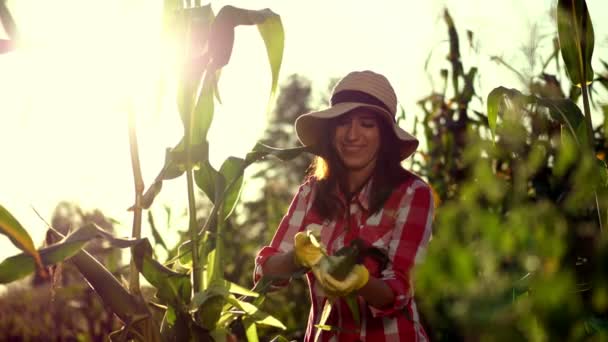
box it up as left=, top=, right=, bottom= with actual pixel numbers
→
left=186, top=168, right=201, bottom=292
left=181, top=11, right=202, bottom=294
left=128, top=105, right=144, bottom=295
left=580, top=81, right=593, bottom=150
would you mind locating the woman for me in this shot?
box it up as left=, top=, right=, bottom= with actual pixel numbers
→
left=254, top=70, right=434, bottom=341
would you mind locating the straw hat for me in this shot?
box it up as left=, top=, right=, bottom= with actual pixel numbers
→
left=295, top=70, right=418, bottom=160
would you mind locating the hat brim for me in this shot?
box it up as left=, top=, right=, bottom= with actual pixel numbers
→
left=295, top=102, right=419, bottom=160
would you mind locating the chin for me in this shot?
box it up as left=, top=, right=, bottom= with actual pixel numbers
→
left=343, top=160, right=371, bottom=171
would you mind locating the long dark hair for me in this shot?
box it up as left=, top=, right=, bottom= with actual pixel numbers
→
left=307, top=112, right=410, bottom=220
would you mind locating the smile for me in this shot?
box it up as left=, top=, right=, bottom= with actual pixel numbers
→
left=342, top=145, right=365, bottom=153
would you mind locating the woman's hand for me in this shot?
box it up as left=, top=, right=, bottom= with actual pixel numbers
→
left=313, top=264, right=369, bottom=298
left=293, top=231, right=324, bottom=268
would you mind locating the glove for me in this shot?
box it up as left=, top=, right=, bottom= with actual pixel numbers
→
left=313, top=264, right=369, bottom=298
left=294, top=231, right=324, bottom=268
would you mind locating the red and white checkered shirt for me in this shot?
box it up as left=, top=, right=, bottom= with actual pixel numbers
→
left=254, top=172, right=434, bottom=342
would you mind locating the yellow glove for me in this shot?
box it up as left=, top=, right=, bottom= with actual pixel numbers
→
left=294, top=231, right=324, bottom=268
left=313, top=264, right=369, bottom=298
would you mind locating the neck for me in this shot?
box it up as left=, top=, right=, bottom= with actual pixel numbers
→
left=346, top=166, right=374, bottom=194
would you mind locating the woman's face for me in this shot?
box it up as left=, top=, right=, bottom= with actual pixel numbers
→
left=332, top=109, right=381, bottom=174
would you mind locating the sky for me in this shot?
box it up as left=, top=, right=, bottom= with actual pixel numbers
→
left=1, top=0, right=607, bottom=266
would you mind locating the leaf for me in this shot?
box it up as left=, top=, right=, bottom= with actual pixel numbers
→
left=314, top=299, right=333, bottom=341
left=148, top=211, right=168, bottom=251
left=205, top=236, right=223, bottom=286
left=557, top=0, right=595, bottom=86
left=132, top=180, right=162, bottom=211
left=257, top=13, right=284, bottom=97
left=486, top=87, right=515, bottom=141
left=537, top=97, right=587, bottom=146
left=486, top=87, right=587, bottom=146
left=225, top=294, right=286, bottom=329
left=219, top=157, right=245, bottom=219
left=344, top=295, right=360, bottom=325
left=191, top=285, right=227, bottom=330
left=162, top=144, right=186, bottom=180
left=245, top=143, right=311, bottom=165
left=0, top=1, right=18, bottom=40
left=0, top=205, right=45, bottom=277
left=226, top=280, right=259, bottom=297
left=42, top=228, right=149, bottom=324
left=209, top=7, right=281, bottom=69
left=168, top=140, right=210, bottom=170
left=587, top=315, right=608, bottom=333
left=244, top=318, right=259, bottom=342
left=190, top=284, right=228, bottom=309
left=172, top=231, right=211, bottom=269
left=191, top=70, right=216, bottom=145
left=133, top=239, right=192, bottom=308
left=195, top=159, right=223, bottom=203
left=0, top=239, right=84, bottom=283
left=176, top=5, right=214, bottom=126
left=133, top=140, right=209, bottom=211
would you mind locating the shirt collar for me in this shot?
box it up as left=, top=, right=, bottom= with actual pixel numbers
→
left=336, top=177, right=372, bottom=211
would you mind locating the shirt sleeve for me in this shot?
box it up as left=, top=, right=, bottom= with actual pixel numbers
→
left=369, top=180, right=434, bottom=318
left=253, top=180, right=314, bottom=289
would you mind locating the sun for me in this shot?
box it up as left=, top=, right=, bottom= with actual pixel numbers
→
left=0, top=1, right=275, bottom=256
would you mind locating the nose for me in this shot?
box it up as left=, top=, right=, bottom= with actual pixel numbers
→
left=345, top=121, right=359, bottom=141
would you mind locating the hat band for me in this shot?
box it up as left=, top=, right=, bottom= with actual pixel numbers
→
left=330, top=90, right=395, bottom=122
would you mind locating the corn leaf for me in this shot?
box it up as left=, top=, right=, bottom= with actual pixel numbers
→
left=191, top=70, right=216, bottom=145
left=42, top=229, right=150, bottom=324
left=195, top=159, right=222, bottom=204
left=314, top=299, right=334, bottom=341
left=176, top=4, right=214, bottom=126
left=218, top=157, right=245, bottom=220
left=190, top=284, right=228, bottom=308
left=557, top=0, right=595, bottom=86
left=191, top=284, right=226, bottom=330
left=133, top=239, right=191, bottom=309
left=486, top=87, right=518, bottom=142
left=148, top=211, right=168, bottom=252
left=225, top=294, right=286, bottom=329
left=226, top=279, right=259, bottom=297
left=344, top=295, right=360, bottom=326
left=245, top=143, right=311, bottom=165
left=133, top=140, right=209, bottom=211
left=0, top=1, right=17, bottom=40
left=486, top=87, right=586, bottom=146
left=0, top=239, right=84, bottom=283
left=244, top=318, right=259, bottom=342
left=256, top=12, right=284, bottom=97
left=537, top=97, right=587, bottom=146
left=205, top=229, right=224, bottom=286
left=0, top=205, right=44, bottom=277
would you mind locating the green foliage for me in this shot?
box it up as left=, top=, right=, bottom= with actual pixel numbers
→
left=0, top=2, right=293, bottom=341
left=0, top=205, right=45, bottom=278
left=557, top=0, right=595, bottom=87
left=416, top=5, right=608, bottom=341
left=0, top=223, right=139, bottom=284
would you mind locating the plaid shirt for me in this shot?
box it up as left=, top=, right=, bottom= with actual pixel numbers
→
left=254, top=172, right=434, bottom=342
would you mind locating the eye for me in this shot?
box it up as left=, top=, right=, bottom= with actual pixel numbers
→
left=360, top=118, right=377, bottom=128
left=336, top=117, right=351, bottom=126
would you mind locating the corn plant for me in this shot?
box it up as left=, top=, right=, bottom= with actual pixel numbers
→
left=0, top=2, right=310, bottom=341
left=415, top=2, right=608, bottom=340
left=487, top=0, right=606, bottom=230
